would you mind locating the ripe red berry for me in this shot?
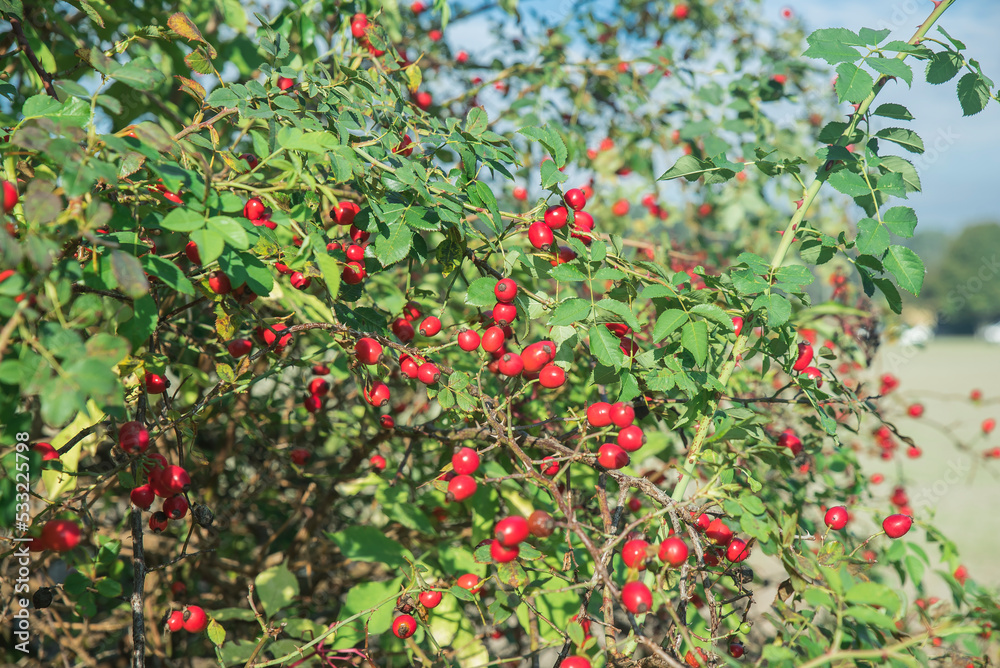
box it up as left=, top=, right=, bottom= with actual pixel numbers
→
left=119, top=421, right=150, bottom=454
left=729, top=639, right=745, bottom=658
left=539, top=456, right=560, bottom=477
left=792, top=342, right=814, bottom=372
left=983, top=418, right=996, bottom=434
left=495, top=516, right=529, bottom=547
left=419, top=316, right=442, bottom=337
left=379, top=415, right=394, bottom=429
left=621, top=581, right=652, bottom=614
left=31, top=442, right=59, bottom=461
left=673, top=4, right=690, bottom=19
left=145, top=373, right=167, bottom=395
left=153, top=465, right=191, bottom=497
left=609, top=402, right=635, bottom=428
left=417, top=362, right=441, bottom=384
left=166, top=610, right=184, bottom=632
left=41, top=519, right=82, bottom=552
left=825, top=506, right=848, bottom=530
left=447, top=474, right=477, bottom=502
left=342, top=261, right=366, bottom=284
left=621, top=539, right=650, bottom=570
left=2, top=180, right=19, bottom=213
left=564, top=188, right=587, bottom=211
left=350, top=13, right=370, bottom=38
left=726, top=538, right=750, bottom=562
left=149, top=511, right=169, bottom=533
left=492, top=302, right=517, bottom=327
left=290, top=272, right=311, bottom=290
left=457, top=329, right=481, bottom=351
left=414, top=91, right=433, bottom=110
left=354, top=337, right=383, bottom=365
left=243, top=197, right=266, bottom=221
left=563, top=657, right=591, bottom=668
left=456, top=573, right=481, bottom=594
left=391, top=317, right=415, bottom=343
left=130, top=484, right=155, bottom=510
left=290, top=448, right=310, bottom=465
left=498, top=353, right=524, bottom=377
left=907, top=403, right=924, bottom=418
left=419, top=590, right=442, bottom=609
left=513, top=185, right=528, bottom=200
left=777, top=429, right=802, bottom=456
left=392, top=613, right=417, bottom=639
left=587, top=402, right=612, bottom=427
left=228, top=339, right=252, bottom=358
left=303, top=394, right=322, bottom=413
left=370, top=454, right=387, bottom=471
left=706, top=518, right=734, bottom=545
left=538, top=364, right=566, bottom=388
left=883, top=514, right=913, bottom=539
left=598, top=443, right=629, bottom=470
left=309, top=378, right=329, bottom=397
left=452, top=447, right=480, bottom=475
left=184, top=241, right=201, bottom=264
left=544, top=205, right=569, bottom=229
left=616, top=425, right=645, bottom=452
left=494, top=278, right=518, bottom=303
left=364, top=382, right=391, bottom=407
left=208, top=270, right=232, bottom=295
left=527, top=510, right=555, bottom=537
left=333, top=201, right=360, bottom=226
left=732, top=316, right=744, bottom=335
left=490, top=539, right=520, bottom=563
left=259, top=323, right=293, bottom=351
left=528, top=221, right=555, bottom=250
left=162, top=495, right=189, bottom=520
left=658, top=537, right=689, bottom=566
left=481, top=325, right=505, bottom=353
left=399, top=355, right=419, bottom=379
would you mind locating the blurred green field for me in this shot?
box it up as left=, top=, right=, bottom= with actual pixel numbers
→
left=866, top=336, right=1000, bottom=591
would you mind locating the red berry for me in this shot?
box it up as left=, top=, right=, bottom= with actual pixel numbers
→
left=119, top=421, right=150, bottom=454
left=154, top=465, right=191, bottom=497
left=243, top=197, right=266, bottom=221
left=447, top=474, right=477, bottom=502
left=419, top=316, right=442, bottom=337
left=370, top=454, right=387, bottom=471
left=564, top=188, right=587, bottom=211
left=983, top=418, right=996, bottom=434
left=277, top=76, right=295, bottom=91
left=145, top=373, right=167, bottom=395
left=498, top=353, right=524, bottom=377
left=228, top=339, right=252, bottom=358
left=480, top=326, right=506, bottom=355
left=162, top=495, right=189, bottom=520
left=364, top=382, right=391, bottom=407
left=621, top=581, right=652, bottom=614
left=342, top=261, right=366, bottom=284
left=616, top=425, right=645, bottom=452
left=527, top=510, right=555, bottom=537
left=355, top=337, right=383, bottom=365
left=883, top=514, right=912, bottom=539
left=130, top=484, right=155, bottom=510
left=259, top=323, right=293, bottom=351
left=181, top=605, right=208, bottom=633
left=2, top=180, right=19, bottom=213
left=492, top=302, right=517, bottom=327
left=971, top=389, right=983, bottom=401
left=290, top=448, right=310, bottom=465
left=350, top=14, right=369, bottom=38
left=825, top=506, right=848, bottom=530
left=495, top=516, right=529, bottom=547
left=494, top=278, right=518, bottom=303
left=41, top=519, right=82, bottom=552
left=732, top=316, right=744, bottom=335
left=166, top=610, right=184, bottom=632
left=185, top=241, right=201, bottom=264
left=726, top=538, right=750, bottom=562
left=587, top=402, right=612, bottom=427
left=456, top=573, right=481, bottom=594
left=419, top=590, right=442, bottom=608
left=563, top=657, right=592, bottom=668
left=528, top=221, right=555, bottom=250
left=544, top=205, right=569, bottom=229
left=792, top=342, right=814, bottom=372
left=457, top=329, right=481, bottom=351
left=777, top=429, right=802, bottom=456
left=149, top=511, right=169, bottom=533
left=522, top=341, right=556, bottom=373
left=539, top=456, right=560, bottom=476
left=706, top=518, right=733, bottom=545
left=309, top=378, right=329, bottom=397
left=379, top=415, right=394, bottom=429
left=452, top=447, right=480, bottom=475
left=621, top=539, right=650, bottom=570
left=417, top=362, right=441, bottom=384
left=303, top=394, right=322, bottom=413
left=609, top=402, right=635, bottom=428
left=400, top=355, right=419, bottom=379
left=290, top=272, right=311, bottom=290
left=538, top=364, right=566, bottom=388
left=658, top=537, right=689, bottom=566
left=208, top=270, right=232, bottom=295
left=31, top=442, right=59, bottom=461
left=490, top=539, right=520, bottom=563
left=907, top=403, right=924, bottom=418
left=597, top=443, right=629, bottom=470
left=729, top=640, right=745, bottom=658
left=392, top=317, right=415, bottom=343
left=333, top=201, right=360, bottom=226
left=392, top=613, right=417, bottom=639
left=673, top=4, right=690, bottom=19
left=414, top=91, right=433, bottom=110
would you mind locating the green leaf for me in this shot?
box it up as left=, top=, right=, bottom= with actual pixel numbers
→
left=518, top=125, right=567, bottom=167
left=690, top=303, right=733, bottom=328
left=884, top=244, right=924, bottom=295
left=845, top=581, right=900, bottom=615
left=22, top=94, right=64, bottom=119
left=875, top=127, right=924, bottom=154
left=190, top=229, right=225, bottom=265
left=254, top=563, right=300, bottom=618
left=111, top=56, right=167, bottom=91
left=549, top=263, right=586, bottom=281
left=844, top=605, right=895, bottom=629
left=752, top=293, right=791, bottom=327
left=159, top=207, right=204, bottom=232
left=880, top=156, right=922, bottom=193
left=95, top=578, right=122, bottom=598
left=680, top=320, right=708, bottom=366
left=855, top=218, right=890, bottom=255
left=589, top=325, right=625, bottom=369
left=110, top=250, right=150, bottom=298
left=313, top=251, right=342, bottom=298
left=207, top=619, right=226, bottom=646
left=925, top=51, right=963, bottom=84
left=117, top=295, right=158, bottom=349
left=207, top=217, right=250, bottom=249
left=465, top=277, right=498, bottom=308
left=548, top=298, right=591, bottom=326
left=865, top=57, right=912, bottom=86
left=883, top=207, right=917, bottom=237
left=835, top=63, right=875, bottom=103
left=373, top=220, right=413, bottom=267
left=957, top=73, right=991, bottom=116
left=205, top=87, right=241, bottom=107
left=596, top=298, right=640, bottom=331
left=658, top=155, right=733, bottom=182
left=141, top=255, right=194, bottom=295
left=803, top=28, right=863, bottom=65
left=872, top=103, right=914, bottom=121
left=465, top=106, right=489, bottom=136
left=540, top=159, right=567, bottom=188
left=652, top=309, right=688, bottom=342
left=828, top=170, right=871, bottom=197
left=328, top=526, right=411, bottom=567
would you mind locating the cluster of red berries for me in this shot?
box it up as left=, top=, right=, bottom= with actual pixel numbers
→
left=120, top=420, right=193, bottom=533
left=391, top=572, right=488, bottom=639
left=526, top=188, right=594, bottom=267
left=586, top=400, right=643, bottom=470
left=166, top=605, right=209, bottom=633
left=28, top=519, right=82, bottom=553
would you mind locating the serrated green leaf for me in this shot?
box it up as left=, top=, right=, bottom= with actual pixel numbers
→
left=872, top=103, right=914, bottom=121
left=875, top=127, right=924, bottom=154
left=589, top=325, right=624, bottom=368
left=925, top=51, right=964, bottom=84
left=855, top=218, right=890, bottom=255
left=865, top=56, right=912, bottom=86
left=835, top=63, right=875, bottom=103
left=752, top=293, right=791, bottom=327
left=141, top=255, right=194, bottom=295
left=883, top=207, right=917, bottom=237
left=884, top=244, right=924, bottom=295
left=803, top=28, right=863, bottom=65
left=373, top=220, right=413, bottom=266
left=680, top=320, right=708, bottom=366
left=465, top=276, right=499, bottom=308
left=652, top=309, right=687, bottom=342
left=207, top=217, right=250, bottom=249
left=596, top=298, right=640, bottom=331
left=957, top=72, right=991, bottom=116
left=548, top=298, right=591, bottom=326
left=828, top=170, right=871, bottom=197
left=254, top=563, right=299, bottom=618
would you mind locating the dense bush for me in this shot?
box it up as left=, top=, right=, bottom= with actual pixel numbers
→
left=1, top=1, right=998, bottom=667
